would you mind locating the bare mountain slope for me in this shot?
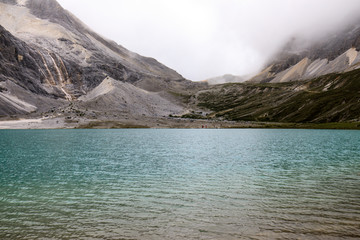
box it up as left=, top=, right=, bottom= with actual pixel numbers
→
left=185, top=20, right=360, bottom=125
left=0, top=24, right=67, bottom=116
left=248, top=23, right=360, bottom=83
left=78, top=77, right=184, bottom=117
left=0, top=0, right=202, bottom=119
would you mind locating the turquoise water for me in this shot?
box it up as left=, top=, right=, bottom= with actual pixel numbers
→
left=0, top=129, right=359, bottom=239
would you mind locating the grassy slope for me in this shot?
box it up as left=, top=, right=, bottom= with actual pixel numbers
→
left=194, top=69, right=360, bottom=123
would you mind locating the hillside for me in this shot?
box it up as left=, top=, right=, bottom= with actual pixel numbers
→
left=183, top=17, right=360, bottom=126
left=1, top=0, right=360, bottom=128
left=248, top=23, right=360, bottom=83
left=191, top=68, right=360, bottom=123
left=0, top=0, right=204, bottom=120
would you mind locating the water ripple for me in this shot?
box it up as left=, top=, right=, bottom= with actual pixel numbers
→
left=0, top=129, right=359, bottom=239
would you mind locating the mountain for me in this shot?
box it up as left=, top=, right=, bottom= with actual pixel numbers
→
left=191, top=69, right=360, bottom=123
left=248, top=23, right=360, bottom=83
left=183, top=20, right=360, bottom=125
left=203, top=74, right=248, bottom=85
left=1, top=0, right=359, bottom=128
left=0, top=24, right=65, bottom=116
left=0, top=0, right=203, bottom=120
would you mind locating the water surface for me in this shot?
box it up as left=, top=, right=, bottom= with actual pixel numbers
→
left=0, top=129, right=359, bottom=239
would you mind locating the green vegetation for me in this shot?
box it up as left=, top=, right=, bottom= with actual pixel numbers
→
left=194, top=69, right=360, bottom=124
left=168, top=91, right=192, bottom=104
left=180, top=113, right=207, bottom=119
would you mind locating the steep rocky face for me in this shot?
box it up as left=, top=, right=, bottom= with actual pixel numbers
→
left=0, top=24, right=69, bottom=116
left=0, top=25, right=45, bottom=95
left=0, top=24, right=73, bottom=99
left=249, top=22, right=360, bottom=83
left=25, top=0, right=183, bottom=81
left=0, top=22, right=89, bottom=100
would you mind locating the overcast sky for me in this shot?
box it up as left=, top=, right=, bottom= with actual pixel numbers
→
left=57, top=0, right=360, bottom=81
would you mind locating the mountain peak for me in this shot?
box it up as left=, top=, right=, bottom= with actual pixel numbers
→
left=25, top=0, right=62, bottom=12
left=25, top=0, right=72, bottom=28
left=0, top=0, right=192, bottom=121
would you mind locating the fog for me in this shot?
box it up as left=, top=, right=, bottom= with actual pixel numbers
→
left=58, top=0, right=360, bottom=81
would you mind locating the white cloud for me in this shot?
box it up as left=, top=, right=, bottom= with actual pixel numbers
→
left=57, top=0, right=360, bottom=81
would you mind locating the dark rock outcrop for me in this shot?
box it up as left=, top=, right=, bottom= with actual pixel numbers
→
left=0, top=25, right=48, bottom=95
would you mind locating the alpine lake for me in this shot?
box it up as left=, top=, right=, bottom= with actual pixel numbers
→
left=0, top=129, right=359, bottom=239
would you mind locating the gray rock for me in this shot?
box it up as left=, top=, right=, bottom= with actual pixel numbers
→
left=0, top=0, right=203, bottom=118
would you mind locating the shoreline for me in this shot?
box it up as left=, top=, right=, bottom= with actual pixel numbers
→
left=0, top=116, right=359, bottom=130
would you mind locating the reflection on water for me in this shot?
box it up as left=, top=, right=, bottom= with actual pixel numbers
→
left=0, top=129, right=359, bottom=239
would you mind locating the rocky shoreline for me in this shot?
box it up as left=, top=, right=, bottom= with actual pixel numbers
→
left=1, top=116, right=359, bottom=130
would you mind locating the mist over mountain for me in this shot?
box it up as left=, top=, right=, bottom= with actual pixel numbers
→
left=187, top=10, right=360, bottom=125
left=203, top=13, right=360, bottom=84
left=248, top=22, right=360, bottom=83
left=57, top=0, right=360, bottom=81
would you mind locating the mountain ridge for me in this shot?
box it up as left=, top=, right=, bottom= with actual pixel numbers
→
left=248, top=22, right=360, bottom=83
left=0, top=0, right=186, bottom=87
left=0, top=0, right=204, bottom=121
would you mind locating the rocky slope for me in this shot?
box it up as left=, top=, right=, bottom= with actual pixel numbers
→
left=0, top=0, right=202, bottom=119
left=1, top=0, right=359, bottom=127
left=77, top=77, right=185, bottom=117
left=0, top=24, right=67, bottom=116
left=201, top=20, right=360, bottom=85
left=180, top=17, right=360, bottom=125
left=248, top=23, right=360, bottom=83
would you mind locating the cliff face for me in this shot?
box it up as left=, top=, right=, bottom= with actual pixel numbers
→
left=0, top=25, right=44, bottom=95
left=0, top=24, right=64, bottom=116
